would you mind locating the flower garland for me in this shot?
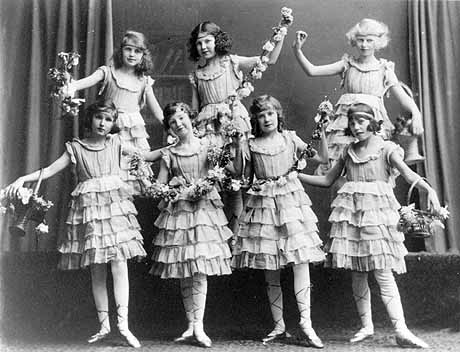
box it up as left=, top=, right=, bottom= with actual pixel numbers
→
left=48, top=52, right=85, bottom=119
left=311, top=98, right=334, bottom=140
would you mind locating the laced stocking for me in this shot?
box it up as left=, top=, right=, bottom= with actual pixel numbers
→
left=264, top=270, right=285, bottom=335
left=192, top=274, right=211, bottom=347
left=351, top=271, right=374, bottom=332
left=89, top=264, right=110, bottom=343
left=175, top=278, right=194, bottom=341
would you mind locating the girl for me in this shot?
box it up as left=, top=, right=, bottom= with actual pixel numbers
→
left=188, top=21, right=287, bottom=233
left=298, top=103, right=441, bottom=349
left=5, top=102, right=145, bottom=347
left=66, top=30, right=164, bottom=195
left=293, top=18, right=424, bottom=176
left=142, top=102, right=236, bottom=348
left=232, top=95, right=327, bottom=348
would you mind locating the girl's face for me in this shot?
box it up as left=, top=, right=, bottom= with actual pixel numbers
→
left=349, top=114, right=373, bottom=141
left=355, top=35, right=377, bottom=57
left=122, top=39, right=144, bottom=68
left=168, top=110, right=193, bottom=138
left=91, top=112, right=115, bottom=137
left=195, top=33, right=216, bottom=60
left=257, top=108, right=279, bottom=134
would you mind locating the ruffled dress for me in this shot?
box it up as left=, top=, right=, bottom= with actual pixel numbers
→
left=150, top=138, right=233, bottom=279
left=58, top=135, right=146, bottom=270
left=325, top=140, right=408, bottom=274
left=232, top=131, right=325, bottom=270
left=98, top=65, right=154, bottom=194
left=189, top=54, right=251, bottom=146
left=318, top=54, right=399, bottom=174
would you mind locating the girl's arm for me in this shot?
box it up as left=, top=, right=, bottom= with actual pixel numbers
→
left=308, top=128, right=328, bottom=164
left=145, top=86, right=164, bottom=123
left=388, top=85, right=424, bottom=135
left=298, top=157, right=344, bottom=187
left=292, top=31, right=345, bottom=77
left=389, top=150, right=441, bottom=212
left=5, top=152, right=71, bottom=198
left=156, top=159, right=169, bottom=184
left=191, top=85, right=200, bottom=112
left=66, top=69, right=104, bottom=95
left=143, top=147, right=164, bottom=162
left=237, top=34, right=287, bottom=71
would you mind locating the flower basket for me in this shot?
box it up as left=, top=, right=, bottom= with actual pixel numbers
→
left=398, top=178, right=449, bottom=238
left=8, top=169, right=49, bottom=237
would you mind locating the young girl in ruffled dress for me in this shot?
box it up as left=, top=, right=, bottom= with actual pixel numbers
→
left=67, top=30, right=163, bottom=195
left=293, top=18, right=424, bottom=177
left=188, top=21, right=288, bottom=233
left=5, top=101, right=145, bottom=348
left=299, top=103, right=442, bottom=349
left=141, top=102, right=238, bottom=348
left=232, top=95, right=327, bottom=348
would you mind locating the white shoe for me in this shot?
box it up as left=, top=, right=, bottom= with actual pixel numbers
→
left=395, top=329, right=429, bottom=349
left=349, top=327, right=374, bottom=343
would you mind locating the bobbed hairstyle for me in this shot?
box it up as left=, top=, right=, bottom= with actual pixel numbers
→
left=344, top=103, right=382, bottom=136
left=188, top=21, right=233, bottom=62
left=82, top=100, right=119, bottom=134
left=249, top=95, right=286, bottom=137
left=346, top=18, right=390, bottom=50
left=112, top=30, right=153, bottom=76
left=162, top=102, right=196, bottom=131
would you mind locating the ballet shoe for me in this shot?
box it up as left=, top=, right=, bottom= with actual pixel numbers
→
left=194, top=330, right=212, bottom=348
left=349, top=327, right=374, bottom=343
left=174, top=327, right=195, bottom=343
left=118, top=326, right=141, bottom=348
left=262, top=329, right=291, bottom=344
left=299, top=324, right=324, bottom=349
left=88, top=328, right=110, bottom=344
left=395, top=329, right=429, bottom=349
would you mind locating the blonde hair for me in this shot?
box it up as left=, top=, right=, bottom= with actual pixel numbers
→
left=346, top=18, right=390, bottom=50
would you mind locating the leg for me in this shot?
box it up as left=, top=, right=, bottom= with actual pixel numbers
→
left=192, top=274, right=211, bottom=348
left=350, top=271, right=374, bottom=342
left=373, top=270, right=428, bottom=348
left=262, top=269, right=287, bottom=343
left=293, top=263, right=323, bottom=348
left=174, top=277, right=194, bottom=342
left=88, top=264, right=111, bottom=343
left=111, top=260, right=141, bottom=348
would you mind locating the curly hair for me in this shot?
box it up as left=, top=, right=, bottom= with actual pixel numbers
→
left=344, top=103, right=382, bottom=136
left=346, top=18, right=390, bottom=50
left=112, top=30, right=153, bottom=76
left=188, top=22, right=233, bottom=62
left=163, top=102, right=196, bottom=130
left=249, top=95, right=286, bottom=137
left=82, top=100, right=120, bottom=134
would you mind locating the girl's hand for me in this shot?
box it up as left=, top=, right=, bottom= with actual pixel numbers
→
left=64, top=81, right=76, bottom=97
left=5, top=178, right=25, bottom=199
left=293, top=31, right=308, bottom=50
left=411, top=112, right=424, bottom=135
left=427, top=189, right=441, bottom=214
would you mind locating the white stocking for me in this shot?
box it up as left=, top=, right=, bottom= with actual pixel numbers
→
left=373, top=269, right=407, bottom=333
left=293, top=264, right=312, bottom=329
left=192, top=274, right=208, bottom=333
left=90, top=264, right=110, bottom=333
left=264, top=270, right=285, bottom=334
left=351, top=271, right=373, bottom=331
left=180, top=277, right=194, bottom=336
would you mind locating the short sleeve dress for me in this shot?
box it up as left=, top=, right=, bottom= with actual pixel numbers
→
left=97, top=65, right=155, bottom=194
left=58, top=135, right=146, bottom=270
left=231, top=131, right=325, bottom=270
left=150, top=138, right=233, bottom=279
left=319, top=54, right=399, bottom=174
left=325, top=139, right=408, bottom=273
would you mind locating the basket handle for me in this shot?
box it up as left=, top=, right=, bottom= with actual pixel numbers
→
left=32, top=169, right=44, bottom=195
left=406, top=177, right=428, bottom=206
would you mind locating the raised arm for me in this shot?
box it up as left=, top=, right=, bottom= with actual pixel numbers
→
left=292, top=31, right=345, bottom=77
left=145, top=86, right=164, bottom=123
left=298, top=157, right=344, bottom=188
left=5, top=152, right=71, bottom=198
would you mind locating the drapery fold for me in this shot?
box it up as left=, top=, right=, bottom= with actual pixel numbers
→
left=408, top=0, right=460, bottom=253
left=0, top=0, right=113, bottom=251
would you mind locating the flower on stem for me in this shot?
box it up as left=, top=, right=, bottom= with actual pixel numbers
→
left=35, top=222, right=49, bottom=235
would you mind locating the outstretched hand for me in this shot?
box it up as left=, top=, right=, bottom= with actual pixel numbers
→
left=293, top=30, right=308, bottom=50
left=427, top=189, right=441, bottom=215
left=5, top=178, right=25, bottom=199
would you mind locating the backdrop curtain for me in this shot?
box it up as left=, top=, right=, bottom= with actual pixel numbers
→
left=0, top=0, right=113, bottom=252
left=408, top=0, right=460, bottom=253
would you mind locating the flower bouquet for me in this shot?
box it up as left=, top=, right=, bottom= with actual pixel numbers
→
left=0, top=170, right=53, bottom=237
left=398, top=178, right=449, bottom=238
left=48, top=51, right=85, bottom=119
left=312, top=98, right=334, bottom=140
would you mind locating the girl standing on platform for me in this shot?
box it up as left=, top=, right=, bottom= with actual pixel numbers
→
left=293, top=18, right=423, bottom=177
left=5, top=102, right=145, bottom=348
left=188, top=20, right=288, bottom=233
left=144, top=102, right=236, bottom=348
left=298, top=103, right=441, bottom=349
left=67, top=30, right=163, bottom=195
left=232, top=95, right=327, bottom=348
